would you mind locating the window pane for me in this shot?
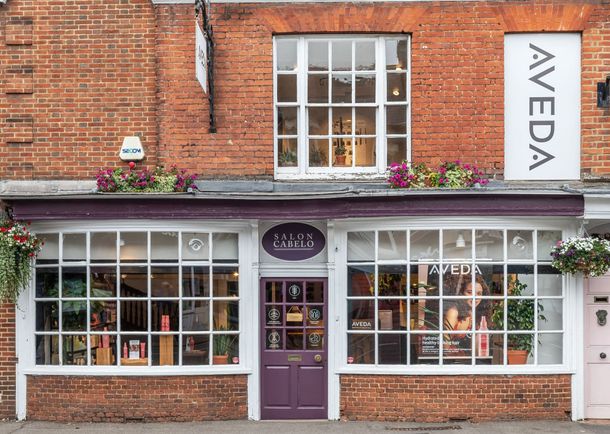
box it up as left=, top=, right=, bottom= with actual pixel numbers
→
left=332, top=40, right=351, bottom=71
left=538, top=265, right=562, bottom=296
left=386, top=39, right=408, bottom=71
left=91, top=232, right=117, bottom=263
left=91, top=301, right=117, bottom=331
left=387, top=137, right=406, bottom=166
left=355, top=74, right=375, bottom=102
left=36, top=302, right=59, bottom=331
left=348, top=266, right=374, bottom=297
left=63, top=233, right=86, bottom=262
left=119, top=232, right=147, bottom=263
left=539, top=299, right=562, bottom=331
left=443, top=230, right=472, bottom=261
left=307, top=281, right=324, bottom=303
left=537, top=230, right=561, bottom=261
left=213, top=301, right=238, bottom=332
left=183, top=335, right=209, bottom=365
left=151, top=267, right=179, bottom=298
left=386, top=105, right=406, bottom=134
left=266, top=281, right=283, bottom=303
left=36, top=268, right=59, bottom=298
left=332, top=107, right=352, bottom=135
left=151, top=232, right=178, bottom=263
left=355, top=41, right=375, bottom=71
left=412, top=333, right=439, bottom=365
left=181, top=232, right=209, bottom=261
left=443, top=333, right=471, bottom=364
left=538, top=333, right=562, bottom=364
left=151, top=300, right=179, bottom=332
left=507, top=299, right=534, bottom=331
left=277, top=74, right=297, bottom=102
left=62, top=267, right=87, bottom=298
left=183, top=300, right=210, bottom=331
left=354, top=138, right=375, bottom=167
left=182, top=266, right=209, bottom=297
left=120, top=301, right=148, bottom=331
left=91, top=267, right=117, bottom=297
left=507, top=334, right=534, bottom=364
left=308, top=107, right=328, bottom=135
left=486, top=334, right=504, bottom=365
left=355, top=107, right=376, bottom=135
left=36, top=335, right=59, bottom=365
left=278, top=138, right=298, bottom=167
left=63, top=335, right=87, bottom=366
left=409, top=264, right=439, bottom=297
left=308, top=74, right=328, bottom=103
left=478, top=264, right=504, bottom=296
left=348, top=299, right=374, bottom=330
left=476, top=299, right=502, bottom=331
left=410, top=299, right=440, bottom=331
left=333, top=138, right=351, bottom=167
left=308, top=41, right=328, bottom=71
left=387, top=72, right=407, bottom=101
left=378, top=265, right=406, bottom=297
left=120, top=266, right=148, bottom=297
left=37, top=234, right=59, bottom=264
left=212, top=233, right=238, bottom=262
left=62, top=301, right=87, bottom=331
left=507, top=230, right=533, bottom=260
left=213, top=334, right=239, bottom=364
left=309, top=139, right=329, bottom=167
left=276, top=39, right=297, bottom=71
left=277, top=107, right=298, bottom=135
left=213, top=267, right=239, bottom=297
left=507, top=266, right=534, bottom=296
left=92, top=334, right=117, bottom=366
left=378, top=231, right=406, bottom=260
left=347, top=232, right=374, bottom=262
left=306, top=329, right=324, bottom=350
left=331, top=74, right=352, bottom=103
left=347, top=334, right=374, bottom=364
left=475, top=230, right=504, bottom=261
left=410, top=230, right=439, bottom=261
left=120, top=335, right=148, bottom=364
left=153, top=335, right=179, bottom=366
left=379, top=334, right=406, bottom=364
left=378, top=300, right=407, bottom=331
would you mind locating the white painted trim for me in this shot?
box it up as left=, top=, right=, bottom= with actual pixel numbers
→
left=326, top=221, right=340, bottom=420
left=571, top=273, right=585, bottom=420
left=15, top=280, right=33, bottom=420
left=336, top=366, right=575, bottom=375
left=22, top=367, right=253, bottom=376
left=248, top=221, right=261, bottom=421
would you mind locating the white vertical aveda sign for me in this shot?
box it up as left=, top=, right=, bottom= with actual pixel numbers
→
left=504, top=33, right=580, bottom=180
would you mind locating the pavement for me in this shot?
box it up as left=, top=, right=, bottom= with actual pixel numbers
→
left=1, top=420, right=610, bottom=434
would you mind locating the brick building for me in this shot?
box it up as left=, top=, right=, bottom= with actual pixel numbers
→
left=1, top=0, right=610, bottom=423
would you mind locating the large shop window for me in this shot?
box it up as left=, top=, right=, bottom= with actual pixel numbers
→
left=34, top=231, right=240, bottom=367
left=346, top=229, right=564, bottom=367
left=274, top=35, right=410, bottom=177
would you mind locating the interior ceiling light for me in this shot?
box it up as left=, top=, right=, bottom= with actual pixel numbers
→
left=456, top=232, right=466, bottom=248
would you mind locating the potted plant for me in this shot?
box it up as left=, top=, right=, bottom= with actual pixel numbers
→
left=550, top=236, right=610, bottom=277
left=334, top=140, right=347, bottom=166
left=0, top=220, right=42, bottom=303
left=278, top=149, right=298, bottom=167
left=491, top=280, right=546, bottom=364
left=213, top=326, right=237, bottom=365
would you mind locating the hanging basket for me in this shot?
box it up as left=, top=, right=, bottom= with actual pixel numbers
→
left=550, top=236, right=610, bottom=278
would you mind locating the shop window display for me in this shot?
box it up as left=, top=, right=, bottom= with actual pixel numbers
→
left=34, top=231, right=240, bottom=367
left=346, top=229, right=564, bottom=366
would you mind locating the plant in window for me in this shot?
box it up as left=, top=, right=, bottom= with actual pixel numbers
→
left=96, top=165, right=198, bottom=193
left=0, top=220, right=42, bottom=303
left=334, top=140, right=347, bottom=166
left=490, top=280, right=546, bottom=364
left=213, top=326, right=237, bottom=365
left=309, top=147, right=326, bottom=167
left=278, top=149, right=298, bottom=167
left=550, top=236, right=610, bottom=277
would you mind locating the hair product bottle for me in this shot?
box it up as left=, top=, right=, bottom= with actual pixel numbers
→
left=477, top=316, right=489, bottom=357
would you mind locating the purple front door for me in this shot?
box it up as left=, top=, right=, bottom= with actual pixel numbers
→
left=260, top=279, right=327, bottom=419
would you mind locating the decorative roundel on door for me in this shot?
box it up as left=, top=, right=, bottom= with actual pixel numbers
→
left=288, top=284, right=301, bottom=297
left=308, top=308, right=321, bottom=321
left=308, top=333, right=321, bottom=345
left=268, top=308, right=281, bottom=322
left=268, top=331, right=281, bottom=345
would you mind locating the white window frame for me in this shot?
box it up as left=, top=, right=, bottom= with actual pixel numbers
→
left=274, top=35, right=411, bottom=180
left=333, top=216, right=579, bottom=375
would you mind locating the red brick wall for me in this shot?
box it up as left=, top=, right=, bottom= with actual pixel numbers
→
left=156, top=0, right=610, bottom=179
left=0, top=0, right=158, bottom=180
left=0, top=303, right=16, bottom=420
left=27, top=375, right=248, bottom=422
left=340, top=374, right=571, bottom=422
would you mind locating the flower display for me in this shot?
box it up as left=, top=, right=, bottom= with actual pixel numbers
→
left=96, top=165, right=198, bottom=193
left=550, top=236, right=610, bottom=277
left=387, top=160, right=489, bottom=189
left=0, top=220, right=42, bottom=303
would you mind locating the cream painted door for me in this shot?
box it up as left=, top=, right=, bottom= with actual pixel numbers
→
left=585, top=275, right=610, bottom=418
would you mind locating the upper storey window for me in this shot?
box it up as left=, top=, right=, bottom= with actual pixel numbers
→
left=274, top=35, right=410, bottom=179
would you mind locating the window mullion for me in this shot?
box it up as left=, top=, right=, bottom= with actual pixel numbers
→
left=377, top=36, right=386, bottom=172
left=298, top=37, right=307, bottom=174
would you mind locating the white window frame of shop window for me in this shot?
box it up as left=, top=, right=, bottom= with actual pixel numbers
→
left=273, top=35, right=411, bottom=180
left=15, top=220, right=256, bottom=379
left=333, top=216, right=580, bottom=376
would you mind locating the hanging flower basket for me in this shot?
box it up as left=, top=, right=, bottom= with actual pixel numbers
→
left=0, top=220, right=42, bottom=303
left=550, top=236, right=610, bottom=277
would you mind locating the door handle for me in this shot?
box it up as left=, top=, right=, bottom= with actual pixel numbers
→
left=601, top=352, right=607, bottom=360
left=314, top=354, right=322, bottom=363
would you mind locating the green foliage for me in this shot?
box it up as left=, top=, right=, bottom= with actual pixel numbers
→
left=278, top=149, right=298, bottom=166
left=213, top=326, right=237, bottom=356
left=387, top=160, right=489, bottom=189
left=550, top=236, right=610, bottom=277
left=0, top=220, right=41, bottom=303
left=96, top=165, right=198, bottom=193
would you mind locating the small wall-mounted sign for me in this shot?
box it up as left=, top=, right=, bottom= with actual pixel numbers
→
left=119, top=136, right=145, bottom=161
left=261, top=223, right=326, bottom=261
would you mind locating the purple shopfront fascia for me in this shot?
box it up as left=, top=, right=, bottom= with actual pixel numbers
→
left=261, top=223, right=325, bottom=261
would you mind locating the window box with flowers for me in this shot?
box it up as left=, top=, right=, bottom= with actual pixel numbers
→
left=550, top=236, right=610, bottom=277
left=387, top=160, right=489, bottom=189
left=96, top=165, right=198, bottom=193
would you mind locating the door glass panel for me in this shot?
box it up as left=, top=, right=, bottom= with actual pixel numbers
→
left=266, top=328, right=283, bottom=350
left=306, top=281, right=324, bottom=303
left=286, top=305, right=303, bottom=326
left=266, top=281, right=283, bottom=303
left=306, top=329, right=324, bottom=350
left=286, top=330, right=303, bottom=350
left=306, top=305, right=323, bottom=326
left=286, top=282, right=303, bottom=302
left=266, top=305, right=283, bottom=327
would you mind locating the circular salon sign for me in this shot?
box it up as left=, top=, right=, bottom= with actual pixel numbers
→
left=262, top=223, right=325, bottom=261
